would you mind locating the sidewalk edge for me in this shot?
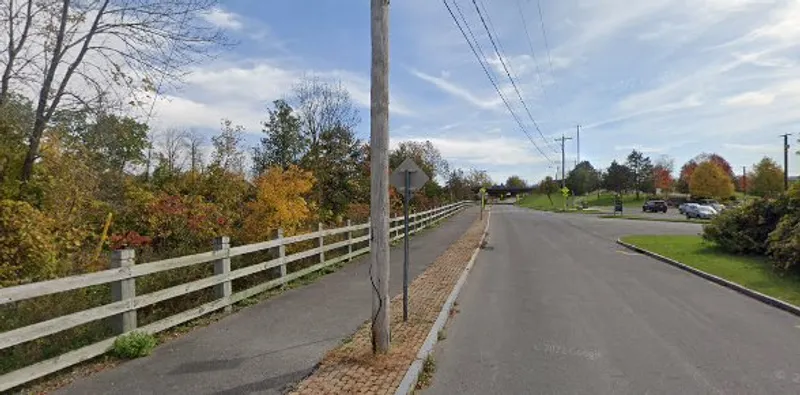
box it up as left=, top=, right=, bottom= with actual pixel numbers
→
left=394, top=211, right=491, bottom=395
left=616, top=239, right=800, bottom=317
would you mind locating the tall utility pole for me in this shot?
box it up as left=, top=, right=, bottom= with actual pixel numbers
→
left=781, top=133, right=792, bottom=191
left=554, top=134, right=573, bottom=188
left=576, top=124, right=581, bottom=165
left=369, top=0, right=390, bottom=354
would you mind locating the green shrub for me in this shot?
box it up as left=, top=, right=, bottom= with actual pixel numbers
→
left=111, top=331, right=158, bottom=359
left=702, top=198, right=788, bottom=254
left=767, top=214, right=800, bottom=274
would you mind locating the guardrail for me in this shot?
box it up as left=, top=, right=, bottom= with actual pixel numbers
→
left=0, top=201, right=471, bottom=391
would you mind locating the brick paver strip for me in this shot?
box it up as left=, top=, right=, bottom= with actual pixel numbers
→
left=291, top=214, right=487, bottom=395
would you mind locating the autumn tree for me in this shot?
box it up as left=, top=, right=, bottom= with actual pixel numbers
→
left=690, top=161, right=734, bottom=199
left=0, top=94, right=34, bottom=197
left=539, top=176, right=558, bottom=205
left=652, top=155, right=675, bottom=194
left=253, top=99, right=305, bottom=175
left=242, top=165, right=315, bottom=243
left=750, top=157, right=784, bottom=198
left=11, top=0, right=228, bottom=182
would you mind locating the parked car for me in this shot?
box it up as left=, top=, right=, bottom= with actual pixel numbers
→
left=678, top=202, right=694, bottom=214
left=697, top=199, right=726, bottom=213
left=643, top=200, right=668, bottom=213
left=685, top=204, right=717, bottom=219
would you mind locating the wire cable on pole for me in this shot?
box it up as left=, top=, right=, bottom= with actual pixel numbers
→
left=445, top=0, right=553, bottom=163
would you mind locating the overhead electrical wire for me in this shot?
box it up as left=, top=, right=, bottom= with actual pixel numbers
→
left=535, top=0, right=557, bottom=79
left=515, top=0, right=548, bottom=112
left=444, top=0, right=553, bottom=163
left=469, top=0, right=559, bottom=154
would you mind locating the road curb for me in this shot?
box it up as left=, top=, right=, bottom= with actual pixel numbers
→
left=394, top=210, right=491, bottom=395
left=616, top=239, right=800, bottom=317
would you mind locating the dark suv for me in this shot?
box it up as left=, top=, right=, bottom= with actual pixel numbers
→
left=643, top=200, right=668, bottom=213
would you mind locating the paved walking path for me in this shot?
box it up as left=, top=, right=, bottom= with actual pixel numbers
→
left=54, top=206, right=477, bottom=395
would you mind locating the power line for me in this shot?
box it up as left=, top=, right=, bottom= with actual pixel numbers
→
left=470, top=0, right=558, bottom=154
left=535, top=0, right=556, bottom=79
left=515, top=0, right=548, bottom=107
left=444, top=0, right=553, bottom=163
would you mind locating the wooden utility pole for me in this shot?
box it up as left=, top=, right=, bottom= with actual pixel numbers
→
left=554, top=134, right=573, bottom=188
left=781, top=133, right=792, bottom=191
left=576, top=124, right=581, bottom=165
left=370, top=0, right=391, bottom=354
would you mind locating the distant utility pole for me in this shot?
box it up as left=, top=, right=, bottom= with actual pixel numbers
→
left=554, top=134, right=573, bottom=188
left=781, top=133, right=792, bottom=191
left=369, top=0, right=390, bottom=354
left=576, top=124, right=581, bottom=165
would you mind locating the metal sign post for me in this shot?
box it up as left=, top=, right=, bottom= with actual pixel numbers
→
left=403, top=170, right=411, bottom=322
left=390, top=158, right=429, bottom=322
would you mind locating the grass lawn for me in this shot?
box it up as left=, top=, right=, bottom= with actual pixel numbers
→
left=621, top=235, right=800, bottom=307
left=599, top=215, right=709, bottom=224
left=583, top=192, right=647, bottom=209
left=518, top=193, right=568, bottom=211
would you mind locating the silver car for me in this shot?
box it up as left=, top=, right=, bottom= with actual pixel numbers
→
left=685, top=204, right=717, bottom=219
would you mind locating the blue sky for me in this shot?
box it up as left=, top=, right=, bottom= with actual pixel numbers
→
left=150, top=0, right=800, bottom=184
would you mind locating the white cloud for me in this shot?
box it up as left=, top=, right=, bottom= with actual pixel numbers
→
left=409, top=69, right=502, bottom=109
left=149, top=60, right=415, bottom=132
left=723, top=91, right=775, bottom=107
left=723, top=143, right=781, bottom=154
left=201, top=7, right=243, bottom=30
left=393, top=136, right=550, bottom=166
left=613, top=145, right=665, bottom=154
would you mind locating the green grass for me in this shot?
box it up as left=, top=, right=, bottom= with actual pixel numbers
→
left=518, top=192, right=649, bottom=213
left=599, top=215, right=709, bottom=224
left=621, top=235, right=800, bottom=306
left=583, top=192, right=647, bottom=208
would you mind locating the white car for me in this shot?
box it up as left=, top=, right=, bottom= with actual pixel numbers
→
left=685, top=204, right=717, bottom=219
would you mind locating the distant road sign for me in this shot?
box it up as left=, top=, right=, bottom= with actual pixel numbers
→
left=561, top=187, right=570, bottom=197
left=390, top=158, right=429, bottom=193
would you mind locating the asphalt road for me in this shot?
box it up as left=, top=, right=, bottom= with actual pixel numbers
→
left=425, top=205, right=800, bottom=395
left=56, top=207, right=479, bottom=395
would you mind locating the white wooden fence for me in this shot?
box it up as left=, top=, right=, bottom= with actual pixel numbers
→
left=0, top=201, right=470, bottom=392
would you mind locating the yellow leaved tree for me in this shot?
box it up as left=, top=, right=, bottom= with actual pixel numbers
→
left=690, top=161, right=734, bottom=199
left=242, top=165, right=315, bottom=243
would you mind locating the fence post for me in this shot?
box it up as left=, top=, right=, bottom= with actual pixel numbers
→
left=110, top=249, right=136, bottom=334
left=347, top=220, right=353, bottom=261
left=278, top=228, right=287, bottom=281
left=213, top=236, right=232, bottom=313
left=318, top=223, right=325, bottom=265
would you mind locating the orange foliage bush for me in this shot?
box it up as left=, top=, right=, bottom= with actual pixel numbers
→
left=241, top=165, right=315, bottom=243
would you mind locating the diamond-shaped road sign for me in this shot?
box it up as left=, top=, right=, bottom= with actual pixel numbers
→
left=390, top=158, right=430, bottom=193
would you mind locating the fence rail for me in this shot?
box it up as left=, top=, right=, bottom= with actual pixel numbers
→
left=0, top=201, right=470, bottom=391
